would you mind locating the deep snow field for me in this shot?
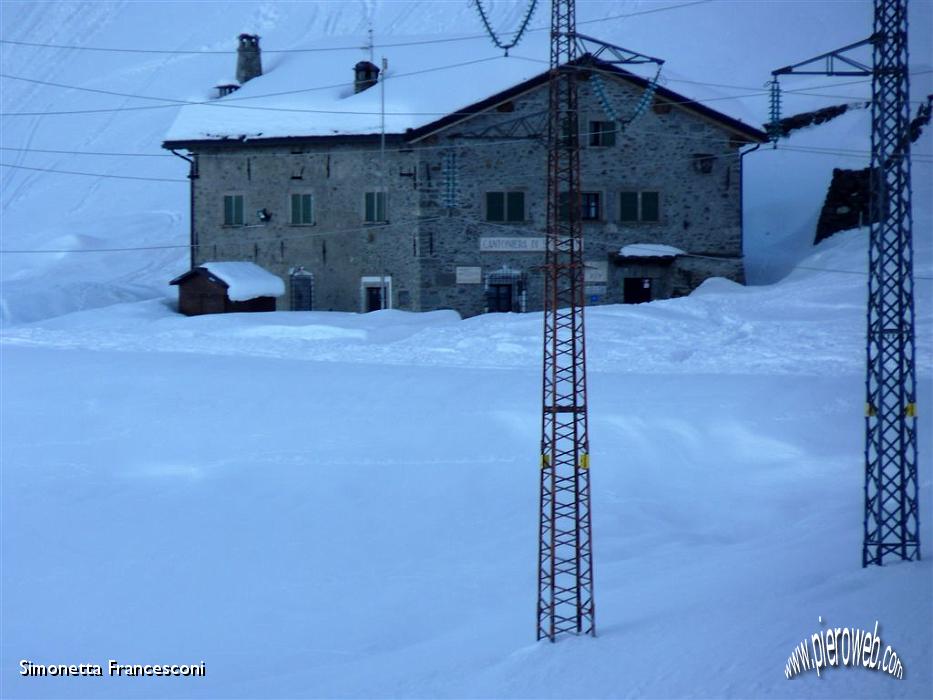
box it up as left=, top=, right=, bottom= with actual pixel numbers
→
left=2, top=0, right=933, bottom=697
left=2, top=223, right=931, bottom=698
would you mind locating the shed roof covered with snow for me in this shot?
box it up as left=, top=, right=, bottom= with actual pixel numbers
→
left=189, top=261, right=285, bottom=301
left=170, top=262, right=285, bottom=316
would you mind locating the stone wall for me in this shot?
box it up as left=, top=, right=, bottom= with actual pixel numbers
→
left=412, top=73, right=746, bottom=315
left=192, top=140, right=422, bottom=311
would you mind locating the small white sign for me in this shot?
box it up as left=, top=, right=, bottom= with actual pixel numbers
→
left=480, top=237, right=547, bottom=252
left=584, top=261, right=608, bottom=283
left=456, top=266, right=482, bottom=284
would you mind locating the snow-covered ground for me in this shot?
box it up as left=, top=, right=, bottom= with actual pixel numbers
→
left=2, top=223, right=931, bottom=698
left=2, top=1, right=933, bottom=698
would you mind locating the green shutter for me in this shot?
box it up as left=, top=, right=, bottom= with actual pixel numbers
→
left=302, top=194, right=313, bottom=224
left=620, top=192, right=638, bottom=222
left=641, top=191, right=659, bottom=222
left=603, top=124, right=616, bottom=147
left=234, top=195, right=243, bottom=225
left=366, top=192, right=385, bottom=222
left=506, top=192, right=524, bottom=221
left=291, top=194, right=301, bottom=224
left=224, top=196, right=233, bottom=225
left=558, top=192, right=570, bottom=221
left=486, top=192, right=504, bottom=221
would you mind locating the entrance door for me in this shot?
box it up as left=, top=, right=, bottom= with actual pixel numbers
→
left=365, top=285, right=383, bottom=312
left=488, top=283, right=513, bottom=313
left=290, top=271, right=313, bottom=311
left=623, top=277, right=653, bottom=304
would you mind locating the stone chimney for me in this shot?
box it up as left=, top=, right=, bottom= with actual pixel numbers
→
left=236, top=34, right=262, bottom=84
left=354, top=61, right=380, bottom=94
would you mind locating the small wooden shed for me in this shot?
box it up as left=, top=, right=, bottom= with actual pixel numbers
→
left=170, top=261, right=285, bottom=316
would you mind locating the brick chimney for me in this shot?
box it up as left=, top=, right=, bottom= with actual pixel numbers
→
left=354, top=61, right=380, bottom=94
left=236, top=34, right=262, bottom=84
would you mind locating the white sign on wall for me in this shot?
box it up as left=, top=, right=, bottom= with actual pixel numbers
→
left=456, top=266, right=482, bottom=284
left=479, top=237, right=547, bottom=252
left=584, top=261, right=608, bottom=283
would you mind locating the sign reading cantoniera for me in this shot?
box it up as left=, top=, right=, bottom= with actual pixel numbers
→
left=479, top=237, right=546, bottom=252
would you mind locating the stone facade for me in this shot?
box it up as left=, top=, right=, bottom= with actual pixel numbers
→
left=167, top=64, right=765, bottom=316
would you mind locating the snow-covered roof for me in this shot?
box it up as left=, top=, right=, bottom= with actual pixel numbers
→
left=199, top=262, right=285, bottom=300
left=163, top=35, right=764, bottom=145
left=619, top=244, right=685, bottom=258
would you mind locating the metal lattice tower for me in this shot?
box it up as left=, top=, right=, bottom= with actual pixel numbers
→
left=863, top=0, right=919, bottom=567
left=770, top=0, right=919, bottom=568
left=537, top=0, right=595, bottom=641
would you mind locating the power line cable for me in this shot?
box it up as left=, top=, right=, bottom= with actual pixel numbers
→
left=0, top=135, right=769, bottom=183
left=0, top=1, right=712, bottom=55
left=0, top=55, right=505, bottom=117
left=12, top=128, right=924, bottom=184
left=0, top=215, right=446, bottom=253
left=0, top=162, right=187, bottom=182
left=7, top=55, right=926, bottom=120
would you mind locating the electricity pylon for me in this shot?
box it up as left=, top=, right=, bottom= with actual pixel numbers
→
left=537, top=0, right=594, bottom=641
left=770, top=0, right=919, bottom=567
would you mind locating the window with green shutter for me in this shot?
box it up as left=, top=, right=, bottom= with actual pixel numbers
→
left=486, top=191, right=524, bottom=222
left=588, top=121, right=616, bottom=147
left=619, top=191, right=660, bottom=223
left=581, top=192, right=601, bottom=220
left=559, top=192, right=600, bottom=221
left=290, top=193, right=313, bottom=225
left=223, top=194, right=244, bottom=226
left=364, top=191, right=386, bottom=222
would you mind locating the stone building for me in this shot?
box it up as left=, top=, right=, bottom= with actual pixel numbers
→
left=163, top=41, right=766, bottom=316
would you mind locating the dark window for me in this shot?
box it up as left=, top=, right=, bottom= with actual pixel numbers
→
left=589, top=121, right=616, bottom=147
left=581, top=192, right=601, bottom=220
left=290, top=193, right=313, bottom=224
left=559, top=192, right=601, bottom=221
left=364, top=191, right=387, bottom=222
left=620, top=191, right=660, bottom=223
left=223, top=194, right=244, bottom=226
left=486, top=191, right=525, bottom=222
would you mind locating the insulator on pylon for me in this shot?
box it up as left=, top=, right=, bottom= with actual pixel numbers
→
left=767, top=79, right=783, bottom=144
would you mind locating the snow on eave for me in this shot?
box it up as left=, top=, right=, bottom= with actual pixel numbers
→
left=619, top=244, right=685, bottom=258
